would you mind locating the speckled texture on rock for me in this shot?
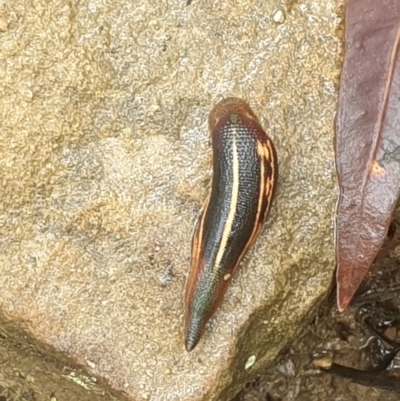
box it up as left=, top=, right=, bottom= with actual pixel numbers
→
left=0, top=0, right=343, bottom=400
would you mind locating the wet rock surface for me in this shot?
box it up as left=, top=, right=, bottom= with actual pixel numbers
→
left=0, top=0, right=342, bottom=400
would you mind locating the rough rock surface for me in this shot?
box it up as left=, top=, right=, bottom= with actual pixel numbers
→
left=0, top=0, right=343, bottom=400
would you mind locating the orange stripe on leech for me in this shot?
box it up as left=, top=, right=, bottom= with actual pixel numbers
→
left=257, top=141, right=275, bottom=222
left=266, top=140, right=275, bottom=174
left=264, top=142, right=270, bottom=160
left=263, top=179, right=274, bottom=222
left=266, top=141, right=275, bottom=194
left=263, top=150, right=275, bottom=221
left=256, top=140, right=268, bottom=160
left=264, top=174, right=271, bottom=201
left=256, top=142, right=267, bottom=221
left=185, top=194, right=210, bottom=308
left=194, top=194, right=210, bottom=263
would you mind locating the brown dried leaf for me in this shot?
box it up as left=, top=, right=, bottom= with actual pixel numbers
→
left=335, top=0, right=400, bottom=311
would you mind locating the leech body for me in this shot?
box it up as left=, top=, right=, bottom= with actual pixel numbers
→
left=184, top=97, right=278, bottom=352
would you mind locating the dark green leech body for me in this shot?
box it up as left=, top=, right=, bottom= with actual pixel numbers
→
left=184, top=97, right=278, bottom=352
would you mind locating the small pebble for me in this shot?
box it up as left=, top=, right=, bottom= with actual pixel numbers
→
left=384, top=326, right=397, bottom=341
left=313, top=354, right=333, bottom=369
left=164, top=368, right=171, bottom=375
left=245, top=355, right=256, bottom=370
left=273, top=10, right=285, bottom=24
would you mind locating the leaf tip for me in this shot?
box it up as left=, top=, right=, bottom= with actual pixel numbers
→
left=337, top=291, right=351, bottom=313
left=336, top=269, right=364, bottom=313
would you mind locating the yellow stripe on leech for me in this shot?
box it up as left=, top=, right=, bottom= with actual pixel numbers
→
left=213, top=127, right=239, bottom=272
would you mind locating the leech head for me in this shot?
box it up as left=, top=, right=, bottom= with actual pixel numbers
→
left=208, top=97, right=260, bottom=133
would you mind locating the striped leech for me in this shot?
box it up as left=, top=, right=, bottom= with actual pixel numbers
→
left=184, top=97, right=278, bottom=351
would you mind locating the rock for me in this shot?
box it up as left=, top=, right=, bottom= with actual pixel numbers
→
left=0, top=0, right=343, bottom=400
left=272, top=10, right=285, bottom=24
